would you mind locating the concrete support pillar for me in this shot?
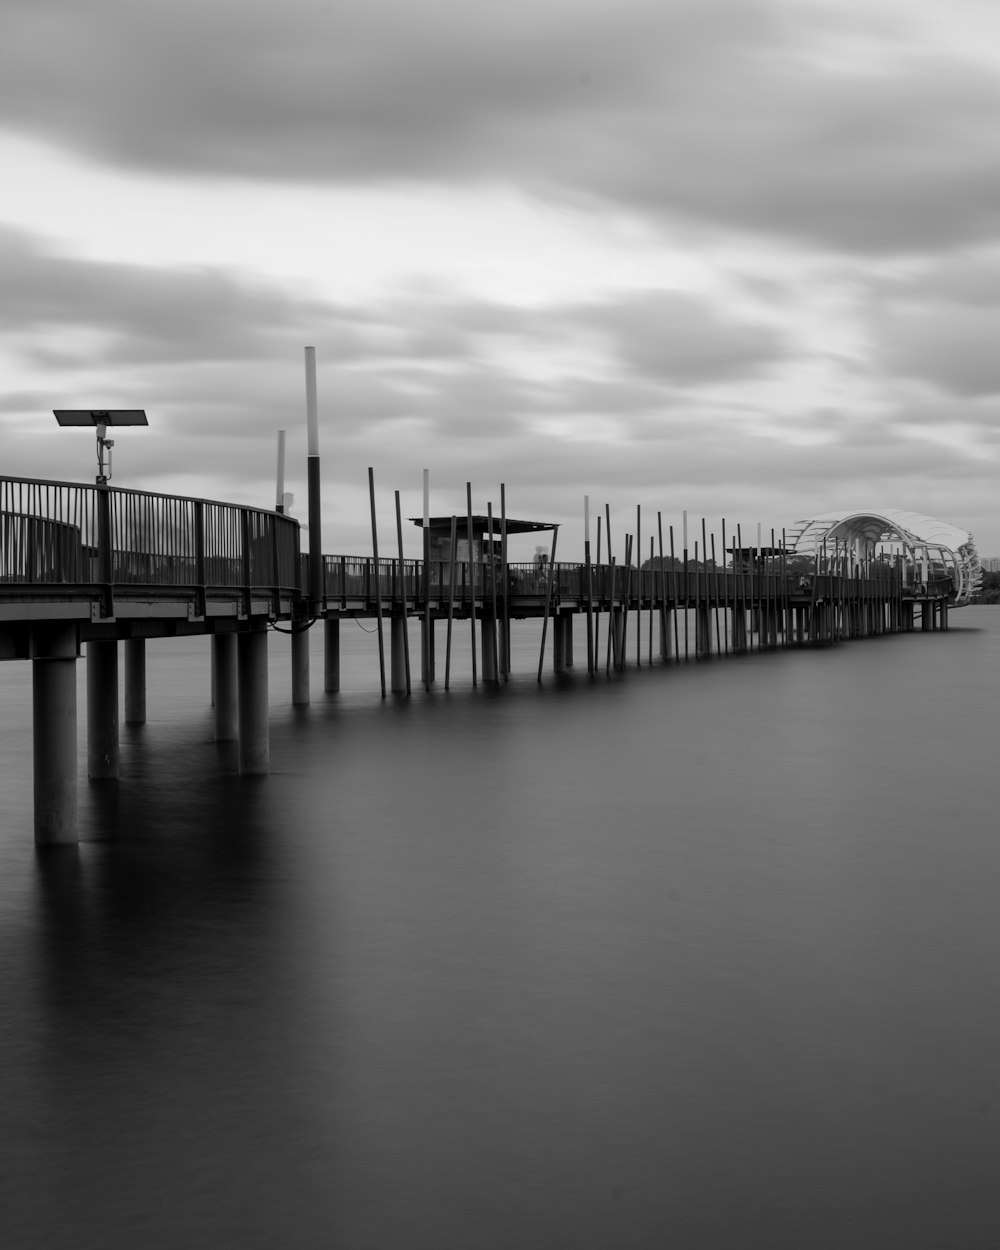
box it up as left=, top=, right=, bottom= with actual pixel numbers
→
left=213, top=633, right=238, bottom=741
left=612, top=609, right=625, bottom=669
left=32, top=625, right=79, bottom=845
left=498, top=619, right=509, bottom=678
left=921, top=604, right=932, bottom=632
left=390, top=615, right=408, bottom=693
left=941, top=600, right=949, bottom=630
left=660, top=608, right=672, bottom=660
left=553, top=614, right=568, bottom=674
left=324, top=618, right=340, bottom=693
left=124, top=638, right=146, bottom=725
left=901, top=601, right=914, bottom=632
left=696, top=604, right=712, bottom=658
left=237, top=627, right=269, bottom=774
left=421, top=618, right=435, bottom=685
left=291, top=626, right=310, bottom=705
left=481, top=616, right=499, bottom=683
left=564, top=614, right=574, bottom=668
left=87, top=639, right=119, bottom=780
left=732, top=608, right=747, bottom=653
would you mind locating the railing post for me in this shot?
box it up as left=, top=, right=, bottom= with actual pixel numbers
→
left=241, top=509, right=252, bottom=618
left=271, top=513, right=281, bottom=605
left=96, top=483, right=114, bottom=618
left=194, top=500, right=207, bottom=617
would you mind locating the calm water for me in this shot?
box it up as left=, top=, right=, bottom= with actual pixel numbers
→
left=2, top=610, right=1000, bottom=1247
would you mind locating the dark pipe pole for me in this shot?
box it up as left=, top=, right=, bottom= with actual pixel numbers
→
left=305, top=347, right=324, bottom=614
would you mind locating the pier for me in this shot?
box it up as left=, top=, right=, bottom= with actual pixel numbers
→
left=2, top=474, right=960, bottom=845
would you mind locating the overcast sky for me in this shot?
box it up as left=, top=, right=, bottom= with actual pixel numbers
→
left=2, top=0, right=998, bottom=558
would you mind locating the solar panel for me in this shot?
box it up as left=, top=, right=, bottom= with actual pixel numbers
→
left=53, top=409, right=148, bottom=427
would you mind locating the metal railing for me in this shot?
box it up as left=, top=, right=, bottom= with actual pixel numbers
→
left=1, top=476, right=301, bottom=594
left=313, top=557, right=912, bottom=611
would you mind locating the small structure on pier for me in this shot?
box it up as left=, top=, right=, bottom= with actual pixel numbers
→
left=411, top=515, right=556, bottom=581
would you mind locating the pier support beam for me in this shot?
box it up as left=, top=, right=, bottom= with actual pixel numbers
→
left=213, top=633, right=238, bottom=741
left=481, top=616, right=499, bottom=683
left=499, top=618, right=509, bottom=679
left=695, top=605, right=712, bottom=658
left=732, top=608, right=747, bottom=653
left=237, top=627, right=269, bottom=774
left=87, top=639, right=119, bottom=780
left=390, top=615, right=408, bottom=693
left=324, top=618, right=340, bottom=693
left=553, top=613, right=571, bottom=674
left=659, top=608, right=672, bottom=661
left=124, top=638, right=146, bottom=725
left=421, top=618, right=435, bottom=685
left=32, top=624, right=79, bottom=845
left=612, top=609, right=625, bottom=670
left=291, top=627, right=310, bottom=705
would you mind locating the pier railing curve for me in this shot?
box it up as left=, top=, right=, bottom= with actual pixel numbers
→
left=1, top=475, right=301, bottom=600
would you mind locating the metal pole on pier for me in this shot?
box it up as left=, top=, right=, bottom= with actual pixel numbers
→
left=594, top=515, right=602, bottom=672
left=369, top=468, right=386, bottom=697
left=422, top=469, right=431, bottom=689
left=275, top=430, right=286, bottom=513
left=584, top=496, right=594, bottom=675
left=537, top=525, right=559, bottom=682
left=305, top=347, right=324, bottom=615
left=394, top=490, right=411, bottom=695
left=445, top=516, right=457, bottom=690
left=500, top=484, right=510, bottom=679
left=466, top=483, right=477, bottom=688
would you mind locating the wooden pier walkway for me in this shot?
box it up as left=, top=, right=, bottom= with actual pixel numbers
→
left=1, top=475, right=954, bottom=845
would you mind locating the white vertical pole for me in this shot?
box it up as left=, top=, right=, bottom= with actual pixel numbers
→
left=276, top=429, right=286, bottom=513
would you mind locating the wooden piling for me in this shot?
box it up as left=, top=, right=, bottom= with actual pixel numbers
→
left=536, top=525, right=559, bottom=682
left=594, top=515, right=602, bottom=672
left=635, top=506, right=642, bottom=666
left=721, top=518, right=729, bottom=655
left=445, top=515, right=457, bottom=690
left=368, top=468, right=386, bottom=698
left=466, top=483, right=477, bottom=688
left=500, top=485, right=510, bottom=679
left=585, top=496, right=595, bottom=676
left=393, top=490, right=411, bottom=696
left=669, top=526, right=679, bottom=661
left=487, top=501, right=500, bottom=683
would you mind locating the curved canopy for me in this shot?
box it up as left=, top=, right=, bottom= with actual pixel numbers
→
left=786, top=509, right=982, bottom=606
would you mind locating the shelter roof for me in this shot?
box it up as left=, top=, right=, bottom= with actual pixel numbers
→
left=411, top=515, right=557, bottom=536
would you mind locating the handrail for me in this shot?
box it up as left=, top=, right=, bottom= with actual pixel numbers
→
left=1, top=475, right=301, bottom=595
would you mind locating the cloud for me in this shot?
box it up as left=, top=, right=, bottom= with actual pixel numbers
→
left=867, top=250, right=1000, bottom=395
left=0, top=225, right=364, bottom=367
left=5, top=1, right=1000, bottom=256
left=3, top=219, right=994, bottom=554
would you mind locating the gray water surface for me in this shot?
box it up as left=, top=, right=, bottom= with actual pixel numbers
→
left=2, top=613, right=999, bottom=1247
